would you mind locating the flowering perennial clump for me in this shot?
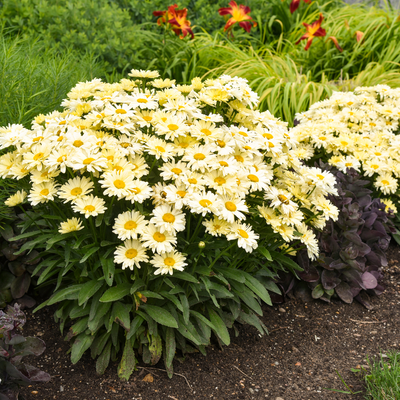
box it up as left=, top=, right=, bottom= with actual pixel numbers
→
left=1, top=70, right=338, bottom=264
left=290, top=85, right=400, bottom=207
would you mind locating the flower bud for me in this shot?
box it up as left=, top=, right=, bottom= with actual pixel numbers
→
left=198, top=241, right=206, bottom=249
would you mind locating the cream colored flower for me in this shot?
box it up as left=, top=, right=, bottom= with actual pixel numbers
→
left=5, top=190, right=27, bottom=207
left=72, top=195, right=107, bottom=218
left=114, top=239, right=149, bottom=270
left=113, top=211, right=148, bottom=240
left=58, top=217, right=84, bottom=234
left=150, top=251, right=187, bottom=275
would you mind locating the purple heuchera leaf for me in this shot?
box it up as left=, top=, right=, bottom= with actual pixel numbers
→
left=361, top=272, right=378, bottom=289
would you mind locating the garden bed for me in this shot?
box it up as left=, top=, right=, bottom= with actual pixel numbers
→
left=19, top=244, right=400, bottom=400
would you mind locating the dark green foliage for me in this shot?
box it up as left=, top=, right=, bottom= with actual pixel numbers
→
left=0, top=216, right=41, bottom=309
left=0, top=304, right=50, bottom=400
left=295, top=166, right=395, bottom=308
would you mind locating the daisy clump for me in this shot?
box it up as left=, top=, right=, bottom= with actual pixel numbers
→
left=0, top=70, right=339, bottom=380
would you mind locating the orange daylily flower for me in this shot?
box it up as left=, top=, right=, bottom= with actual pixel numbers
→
left=295, top=14, right=326, bottom=51
left=356, top=31, right=364, bottom=43
left=327, top=36, right=343, bottom=52
left=218, top=1, right=257, bottom=35
left=290, top=0, right=312, bottom=14
left=153, top=4, right=194, bottom=39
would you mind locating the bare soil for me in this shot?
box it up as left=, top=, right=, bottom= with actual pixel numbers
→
left=19, top=245, right=400, bottom=400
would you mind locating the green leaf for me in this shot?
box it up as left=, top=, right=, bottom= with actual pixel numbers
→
left=165, top=327, right=175, bottom=368
left=73, top=233, right=92, bottom=249
left=312, top=284, right=324, bottom=299
left=234, top=288, right=262, bottom=316
left=78, top=280, right=104, bottom=306
left=239, top=310, right=268, bottom=335
left=262, top=279, right=281, bottom=295
left=257, top=246, right=273, bottom=261
left=200, top=277, right=220, bottom=308
left=176, top=314, right=204, bottom=346
left=244, top=273, right=272, bottom=306
left=80, top=246, right=100, bottom=264
left=159, top=291, right=183, bottom=312
left=71, top=332, right=95, bottom=364
left=172, top=271, right=199, bottom=283
left=9, top=230, right=44, bottom=241
left=96, top=341, right=112, bottom=375
left=47, top=284, right=83, bottom=305
left=99, top=283, right=131, bottom=302
left=142, top=305, right=178, bottom=328
left=269, top=250, right=302, bottom=272
left=129, top=278, right=145, bottom=295
left=126, top=315, right=144, bottom=340
left=100, top=257, right=115, bottom=287
left=112, top=302, right=131, bottom=331
left=91, top=332, right=111, bottom=358
left=179, top=294, right=190, bottom=325
left=139, top=290, right=164, bottom=300
left=68, top=317, right=89, bottom=337
left=149, top=334, right=162, bottom=365
left=46, top=233, right=74, bottom=250
left=118, top=338, right=137, bottom=381
left=208, top=307, right=230, bottom=346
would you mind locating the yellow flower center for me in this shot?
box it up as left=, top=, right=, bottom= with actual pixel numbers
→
left=164, top=257, right=175, bottom=266
left=219, top=161, right=229, bottom=167
left=124, top=221, right=137, bottom=230
left=84, top=205, right=95, bottom=212
left=114, top=179, right=126, bottom=189
left=155, top=146, right=165, bottom=153
left=201, top=128, right=212, bottom=136
left=33, top=136, right=43, bottom=142
left=214, top=224, right=221, bottom=230
left=214, top=177, right=226, bottom=185
left=268, top=142, right=275, bottom=148
left=179, top=142, right=189, bottom=148
left=143, top=116, right=152, bottom=122
left=132, top=187, right=141, bottom=194
left=319, top=136, right=327, bottom=141
left=125, top=249, right=138, bottom=259
left=71, top=187, right=82, bottom=196
left=347, top=102, right=353, bottom=106
left=374, top=152, right=382, bottom=156
left=225, top=201, right=237, bottom=212
left=168, top=124, right=179, bottom=131
left=153, top=232, right=166, bottom=242
left=59, top=121, right=66, bottom=125
left=40, top=188, right=49, bottom=196
left=316, top=174, right=325, bottom=180
left=238, top=131, right=248, bottom=137
left=371, top=164, right=379, bottom=169
left=120, top=142, right=130, bottom=148
left=278, top=194, right=289, bottom=204
left=199, top=199, right=212, bottom=208
left=137, top=98, right=148, bottom=103
left=194, top=153, right=205, bottom=160
left=340, top=141, right=348, bottom=146
left=33, top=152, right=44, bottom=161
left=114, top=166, right=123, bottom=172
left=107, top=155, right=114, bottom=161
left=381, top=180, right=390, bottom=185
left=216, top=140, right=226, bottom=148
left=162, top=213, right=176, bottom=223
left=234, top=155, right=244, bottom=163
left=188, top=178, right=197, bottom=184
left=177, top=190, right=186, bottom=198
left=57, top=136, right=64, bottom=142
left=83, top=157, right=95, bottom=165
left=115, top=109, right=127, bottom=114
left=238, top=229, right=249, bottom=239
left=248, top=174, right=259, bottom=182
left=369, top=122, right=376, bottom=127
left=263, top=133, right=273, bottom=139
left=73, top=140, right=84, bottom=147
left=345, top=162, right=353, bottom=167
left=171, top=168, right=182, bottom=174
left=57, top=155, right=66, bottom=163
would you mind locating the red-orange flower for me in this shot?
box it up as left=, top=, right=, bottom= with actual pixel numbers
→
left=356, top=31, right=364, bottom=43
left=290, top=0, right=312, bottom=14
left=218, top=1, right=257, bottom=35
left=295, top=14, right=326, bottom=51
left=153, top=4, right=194, bottom=39
left=327, top=36, right=343, bottom=52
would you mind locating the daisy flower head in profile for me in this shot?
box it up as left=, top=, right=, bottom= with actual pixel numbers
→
left=58, top=217, right=84, bottom=234
left=226, top=221, right=259, bottom=253
left=114, top=239, right=149, bottom=270
left=128, top=69, right=160, bottom=79
left=72, top=194, right=107, bottom=218
left=150, top=204, right=186, bottom=234
left=141, top=224, right=177, bottom=254
left=150, top=251, right=187, bottom=275
left=4, top=190, right=27, bottom=207
left=113, top=210, right=148, bottom=240
left=58, top=176, right=94, bottom=203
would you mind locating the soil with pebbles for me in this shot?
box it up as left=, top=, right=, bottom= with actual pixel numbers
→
left=18, top=245, right=400, bottom=400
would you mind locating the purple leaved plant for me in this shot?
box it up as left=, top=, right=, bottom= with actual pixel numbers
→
left=295, top=165, right=395, bottom=308
left=0, top=304, right=50, bottom=400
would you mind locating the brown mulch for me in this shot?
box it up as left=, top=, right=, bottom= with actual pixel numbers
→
left=19, top=245, right=400, bottom=400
